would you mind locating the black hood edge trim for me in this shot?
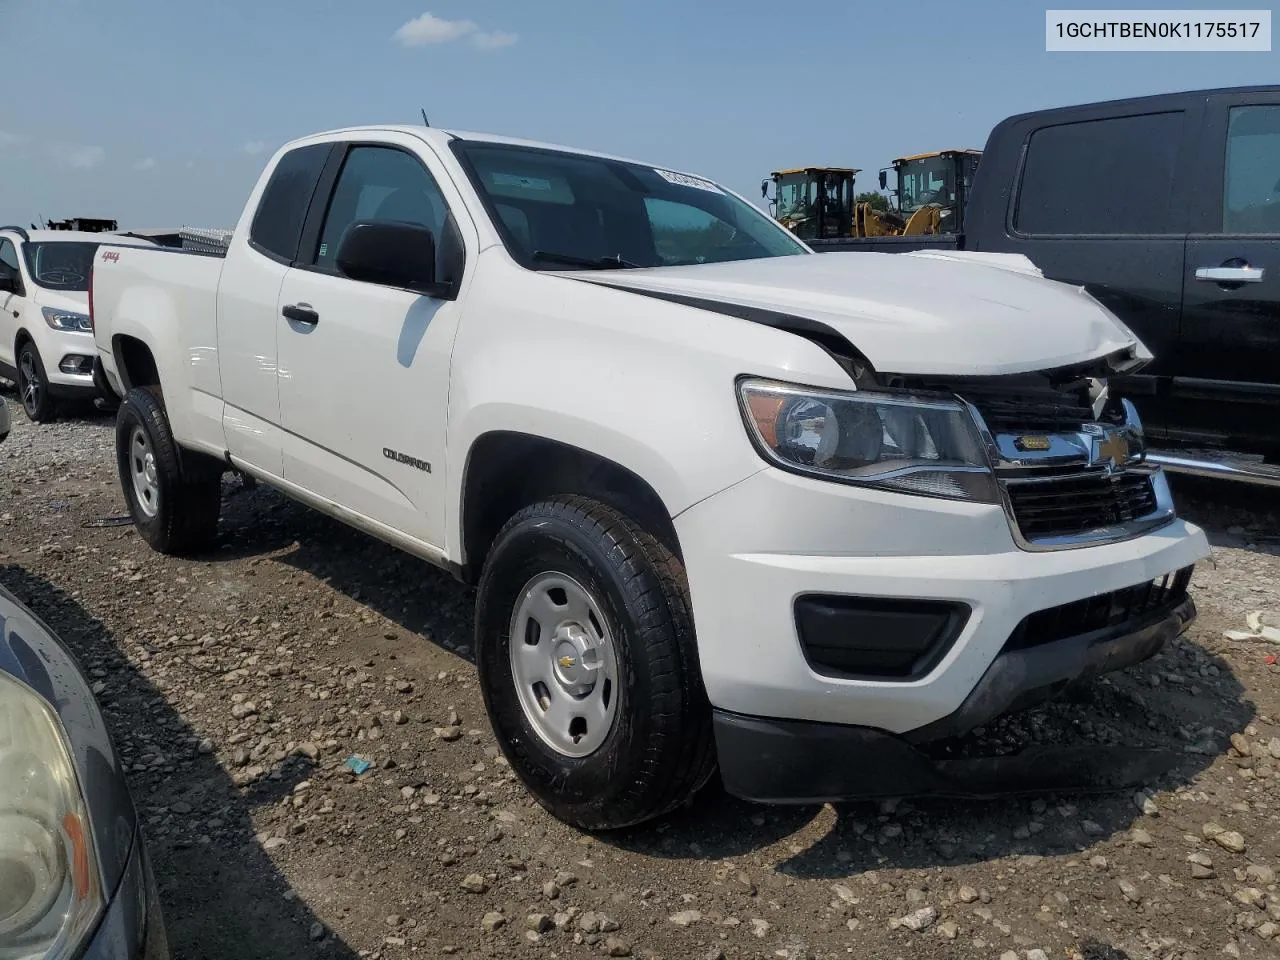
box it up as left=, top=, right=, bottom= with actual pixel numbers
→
left=572, top=279, right=874, bottom=385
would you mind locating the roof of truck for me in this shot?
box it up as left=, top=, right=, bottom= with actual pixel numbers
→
left=994, top=84, right=1280, bottom=128
left=292, top=125, right=716, bottom=179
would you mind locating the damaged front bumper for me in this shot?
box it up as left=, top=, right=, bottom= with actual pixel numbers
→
left=713, top=591, right=1197, bottom=805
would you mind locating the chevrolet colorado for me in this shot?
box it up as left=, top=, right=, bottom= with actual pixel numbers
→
left=89, top=125, right=1210, bottom=829
left=815, top=85, right=1280, bottom=482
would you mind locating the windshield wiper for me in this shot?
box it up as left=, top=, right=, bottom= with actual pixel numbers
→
left=531, top=250, right=644, bottom=270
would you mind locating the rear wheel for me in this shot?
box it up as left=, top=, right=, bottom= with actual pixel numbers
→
left=115, top=387, right=223, bottom=555
left=475, top=495, right=716, bottom=830
left=16, top=341, right=57, bottom=423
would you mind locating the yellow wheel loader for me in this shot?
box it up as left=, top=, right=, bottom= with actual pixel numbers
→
left=878, top=149, right=982, bottom=236
left=764, top=150, right=980, bottom=240
left=761, top=167, right=857, bottom=241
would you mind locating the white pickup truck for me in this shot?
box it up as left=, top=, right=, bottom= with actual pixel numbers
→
left=90, top=125, right=1210, bottom=829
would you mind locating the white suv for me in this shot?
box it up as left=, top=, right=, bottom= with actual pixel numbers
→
left=0, top=227, right=156, bottom=422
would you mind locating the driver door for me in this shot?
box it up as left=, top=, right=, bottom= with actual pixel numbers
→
left=274, top=136, right=472, bottom=548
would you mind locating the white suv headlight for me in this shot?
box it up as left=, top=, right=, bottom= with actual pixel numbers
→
left=40, top=308, right=92, bottom=333
left=0, top=672, right=102, bottom=960
left=738, top=378, right=998, bottom=502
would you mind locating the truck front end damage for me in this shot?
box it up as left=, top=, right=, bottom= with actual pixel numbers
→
left=676, top=351, right=1210, bottom=804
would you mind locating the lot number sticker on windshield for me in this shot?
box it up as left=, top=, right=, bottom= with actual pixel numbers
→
left=654, top=169, right=723, bottom=193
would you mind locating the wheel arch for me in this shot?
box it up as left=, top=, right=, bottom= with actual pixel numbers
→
left=457, top=431, right=683, bottom=584
left=111, top=334, right=161, bottom=394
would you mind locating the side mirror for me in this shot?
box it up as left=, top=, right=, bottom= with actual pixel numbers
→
left=878, top=170, right=887, bottom=190
left=760, top=179, right=770, bottom=199
left=335, top=220, right=451, bottom=297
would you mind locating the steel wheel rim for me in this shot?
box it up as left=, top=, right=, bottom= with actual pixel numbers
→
left=508, top=572, right=621, bottom=758
left=128, top=425, right=160, bottom=518
left=18, top=351, right=40, bottom=416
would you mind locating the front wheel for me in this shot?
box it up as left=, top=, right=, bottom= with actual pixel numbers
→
left=16, top=341, right=57, bottom=423
left=475, top=496, right=716, bottom=831
left=115, top=387, right=223, bottom=555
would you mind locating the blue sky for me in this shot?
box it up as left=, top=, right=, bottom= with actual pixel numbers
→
left=0, top=0, right=1276, bottom=228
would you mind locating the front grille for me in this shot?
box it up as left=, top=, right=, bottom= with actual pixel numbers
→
left=1004, top=566, right=1193, bottom=652
left=882, top=369, right=1169, bottom=549
left=1006, top=471, right=1158, bottom=541
left=884, top=374, right=1123, bottom=435
left=961, top=385, right=1100, bottom=434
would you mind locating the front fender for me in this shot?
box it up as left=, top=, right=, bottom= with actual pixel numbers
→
left=442, top=262, right=852, bottom=562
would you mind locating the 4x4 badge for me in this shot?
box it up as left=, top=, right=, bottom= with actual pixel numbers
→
left=1014, top=435, right=1051, bottom=451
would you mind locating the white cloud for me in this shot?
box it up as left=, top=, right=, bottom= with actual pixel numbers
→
left=472, top=30, right=518, bottom=50
left=393, top=12, right=517, bottom=50
left=394, top=12, right=476, bottom=45
left=241, top=140, right=266, bottom=156
left=133, top=157, right=157, bottom=171
left=57, top=145, right=106, bottom=170
left=0, top=130, right=27, bottom=146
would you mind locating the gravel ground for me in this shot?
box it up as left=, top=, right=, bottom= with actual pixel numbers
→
left=2, top=389, right=1280, bottom=960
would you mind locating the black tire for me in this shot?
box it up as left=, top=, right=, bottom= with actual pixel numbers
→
left=475, top=495, right=716, bottom=831
left=115, top=387, right=223, bottom=555
left=16, top=340, right=57, bottom=423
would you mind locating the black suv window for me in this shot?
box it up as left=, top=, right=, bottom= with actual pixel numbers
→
left=1015, top=112, right=1182, bottom=236
left=1224, top=105, right=1280, bottom=234
left=0, top=239, right=20, bottom=284
left=311, top=146, right=450, bottom=273
left=249, top=143, right=330, bottom=262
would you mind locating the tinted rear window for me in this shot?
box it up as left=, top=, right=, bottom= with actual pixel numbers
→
left=249, top=143, right=330, bottom=261
left=1014, top=112, right=1182, bottom=236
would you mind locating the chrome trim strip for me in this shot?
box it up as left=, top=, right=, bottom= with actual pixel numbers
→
left=1147, top=451, right=1280, bottom=489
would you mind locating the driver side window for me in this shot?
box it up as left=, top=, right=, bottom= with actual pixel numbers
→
left=312, top=146, right=450, bottom=272
left=645, top=198, right=735, bottom=264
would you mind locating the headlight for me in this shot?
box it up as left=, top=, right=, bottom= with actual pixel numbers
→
left=0, top=673, right=101, bottom=960
left=40, top=308, right=92, bottom=333
left=738, top=378, right=998, bottom=502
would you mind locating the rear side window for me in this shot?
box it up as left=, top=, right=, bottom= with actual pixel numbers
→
left=1014, top=112, right=1182, bottom=236
left=249, top=143, right=330, bottom=262
left=1223, top=105, right=1280, bottom=234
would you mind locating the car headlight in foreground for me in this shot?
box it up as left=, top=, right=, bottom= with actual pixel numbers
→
left=0, top=671, right=102, bottom=960
left=738, top=378, right=997, bottom=502
left=41, top=308, right=93, bottom=333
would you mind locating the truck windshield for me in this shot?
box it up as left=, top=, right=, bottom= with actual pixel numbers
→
left=452, top=141, right=810, bottom=269
left=22, top=242, right=100, bottom=291
left=898, top=157, right=955, bottom=216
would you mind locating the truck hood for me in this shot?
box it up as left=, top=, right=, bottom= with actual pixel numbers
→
left=578, top=251, right=1149, bottom=377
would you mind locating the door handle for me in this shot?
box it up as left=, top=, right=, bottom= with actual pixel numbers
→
left=282, top=303, right=319, bottom=325
left=1195, top=265, right=1265, bottom=283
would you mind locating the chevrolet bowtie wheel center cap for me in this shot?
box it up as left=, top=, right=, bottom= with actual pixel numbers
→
left=509, top=573, right=621, bottom=758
